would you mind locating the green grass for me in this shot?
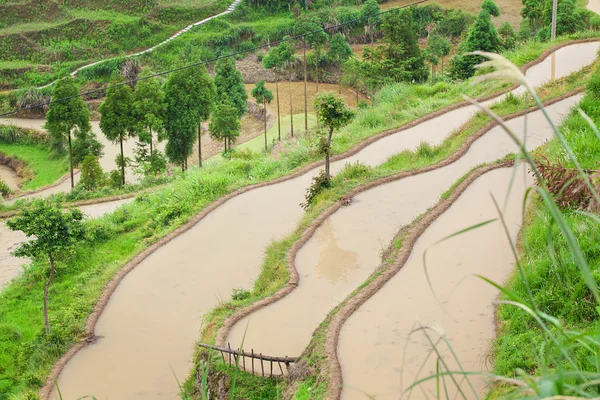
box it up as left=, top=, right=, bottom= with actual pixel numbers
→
left=489, top=64, right=600, bottom=398
left=185, top=63, right=593, bottom=399
left=0, top=35, right=595, bottom=399
left=0, top=143, right=68, bottom=190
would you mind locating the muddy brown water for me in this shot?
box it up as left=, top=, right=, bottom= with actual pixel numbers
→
left=49, top=43, right=596, bottom=400
left=339, top=166, right=531, bottom=399
left=0, top=164, right=21, bottom=190
left=589, top=0, right=600, bottom=17
left=0, top=198, right=132, bottom=290
left=225, top=95, right=581, bottom=365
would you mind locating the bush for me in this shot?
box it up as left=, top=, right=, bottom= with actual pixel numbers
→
left=108, top=170, right=123, bottom=189
left=80, top=154, right=106, bottom=191
left=0, top=178, right=12, bottom=198
left=301, top=170, right=332, bottom=210
left=231, top=288, right=251, bottom=301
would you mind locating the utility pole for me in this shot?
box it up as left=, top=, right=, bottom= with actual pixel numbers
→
left=551, top=0, right=558, bottom=40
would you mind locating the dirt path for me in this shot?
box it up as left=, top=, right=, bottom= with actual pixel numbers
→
left=41, top=41, right=598, bottom=400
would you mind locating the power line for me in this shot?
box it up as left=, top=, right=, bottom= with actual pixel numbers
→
left=0, top=0, right=427, bottom=118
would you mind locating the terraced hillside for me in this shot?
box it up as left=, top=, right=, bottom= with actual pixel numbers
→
left=0, top=0, right=229, bottom=89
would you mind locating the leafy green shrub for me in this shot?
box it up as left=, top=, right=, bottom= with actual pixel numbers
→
left=231, top=288, right=251, bottom=301
left=80, top=154, right=106, bottom=191
left=301, top=170, right=331, bottom=210
left=337, top=161, right=371, bottom=180
left=0, top=177, right=12, bottom=198
left=415, top=141, right=436, bottom=159
left=108, top=170, right=123, bottom=189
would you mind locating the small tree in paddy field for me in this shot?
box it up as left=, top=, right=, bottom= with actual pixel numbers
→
left=251, top=80, right=274, bottom=151
left=99, top=81, right=135, bottom=186
left=132, top=72, right=166, bottom=162
left=45, top=77, right=92, bottom=189
left=209, top=95, right=241, bottom=154
left=263, top=37, right=297, bottom=138
left=425, top=34, right=452, bottom=77
left=6, top=200, right=86, bottom=334
left=327, top=33, right=353, bottom=93
left=314, top=93, right=355, bottom=180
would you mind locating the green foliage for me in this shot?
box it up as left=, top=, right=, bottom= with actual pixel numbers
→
left=214, top=57, right=248, bottom=118
left=541, top=0, right=585, bottom=38
left=360, top=0, right=381, bottom=42
left=314, top=93, right=355, bottom=132
left=300, top=170, right=331, bottom=210
left=262, top=36, right=296, bottom=73
left=326, top=33, right=353, bottom=67
left=71, top=129, right=104, bottom=167
left=425, top=33, right=452, bottom=71
left=481, top=0, right=500, bottom=17
left=164, top=64, right=216, bottom=169
left=0, top=177, right=12, bottom=198
left=498, top=21, right=518, bottom=50
left=132, top=71, right=167, bottom=151
left=45, top=77, right=92, bottom=185
left=209, top=95, right=241, bottom=150
left=250, top=80, right=273, bottom=105
left=99, top=78, right=135, bottom=184
left=108, top=169, right=123, bottom=188
left=6, top=199, right=86, bottom=334
left=80, top=154, right=106, bottom=191
left=434, top=8, right=474, bottom=38
left=450, top=8, right=501, bottom=79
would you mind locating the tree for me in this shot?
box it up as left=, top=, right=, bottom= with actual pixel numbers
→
left=327, top=33, right=353, bottom=93
left=307, top=27, right=329, bottom=93
left=498, top=21, right=517, bottom=50
left=6, top=200, right=86, bottom=334
left=164, top=65, right=216, bottom=170
left=541, top=0, right=584, bottom=38
left=45, top=77, right=92, bottom=188
left=263, top=37, right=297, bottom=138
left=450, top=7, right=501, bottom=79
left=99, top=82, right=135, bottom=186
left=380, top=9, right=429, bottom=83
left=209, top=95, right=241, bottom=153
left=132, top=72, right=166, bottom=161
left=313, top=93, right=354, bottom=180
left=521, top=0, right=544, bottom=32
left=214, top=57, right=248, bottom=118
left=482, top=0, right=501, bottom=17
left=425, top=34, right=452, bottom=77
left=360, top=0, right=382, bottom=43
left=251, top=80, right=274, bottom=151
left=80, top=154, right=106, bottom=191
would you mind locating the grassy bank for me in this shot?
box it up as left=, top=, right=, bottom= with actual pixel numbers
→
left=489, top=64, right=600, bottom=398
left=184, top=61, right=594, bottom=399
left=0, top=143, right=68, bottom=191
left=0, top=37, right=592, bottom=399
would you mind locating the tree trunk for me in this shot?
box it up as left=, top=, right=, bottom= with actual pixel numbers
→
left=316, top=49, right=320, bottom=93
left=289, top=71, right=294, bottom=138
left=264, top=100, right=268, bottom=151
left=441, top=57, right=444, bottom=75
left=303, top=41, right=308, bottom=134
left=356, top=85, right=359, bottom=106
left=67, top=130, right=74, bottom=189
left=120, top=135, right=125, bottom=185
left=325, top=126, right=334, bottom=180
left=44, top=252, right=57, bottom=334
left=149, top=128, right=153, bottom=162
left=431, top=64, right=434, bottom=80
left=276, top=81, right=281, bottom=141
left=338, top=72, right=342, bottom=94
left=224, top=137, right=227, bottom=153
left=181, top=161, right=185, bottom=172
left=198, top=124, right=203, bottom=168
